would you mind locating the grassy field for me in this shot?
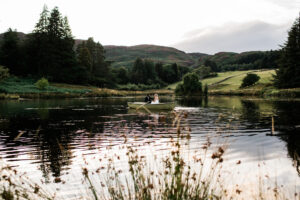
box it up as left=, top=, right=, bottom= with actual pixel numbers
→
left=167, top=70, right=275, bottom=90
left=205, top=69, right=275, bottom=90
left=167, top=69, right=300, bottom=97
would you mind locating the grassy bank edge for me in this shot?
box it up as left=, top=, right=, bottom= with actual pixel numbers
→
left=2, top=87, right=300, bottom=99
left=0, top=88, right=174, bottom=99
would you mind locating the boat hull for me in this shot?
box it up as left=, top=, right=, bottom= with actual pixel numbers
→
left=127, top=102, right=175, bottom=110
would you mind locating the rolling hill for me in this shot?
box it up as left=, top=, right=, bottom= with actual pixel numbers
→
left=0, top=32, right=206, bottom=68
left=104, top=44, right=206, bottom=68
left=0, top=32, right=27, bottom=42
left=0, top=31, right=277, bottom=70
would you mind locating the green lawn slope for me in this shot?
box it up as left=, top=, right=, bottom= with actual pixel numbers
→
left=167, top=70, right=275, bottom=90
left=168, top=69, right=300, bottom=97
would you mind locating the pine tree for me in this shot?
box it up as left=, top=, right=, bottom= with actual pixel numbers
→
left=155, top=62, right=163, bottom=79
left=33, top=5, right=49, bottom=34
left=47, top=7, right=63, bottom=39
left=94, top=42, right=108, bottom=76
left=26, top=5, right=77, bottom=81
left=78, top=47, right=92, bottom=72
left=274, top=14, right=300, bottom=88
left=76, top=38, right=110, bottom=85
left=62, top=16, right=72, bottom=39
left=131, top=58, right=145, bottom=84
left=26, top=5, right=50, bottom=75
left=144, top=59, right=156, bottom=82
left=0, top=28, right=24, bottom=75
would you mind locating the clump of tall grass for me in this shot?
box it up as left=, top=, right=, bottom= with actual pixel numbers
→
left=0, top=162, right=53, bottom=200
left=81, top=111, right=227, bottom=200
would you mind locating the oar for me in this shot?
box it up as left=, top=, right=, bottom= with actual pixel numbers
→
left=136, top=102, right=152, bottom=114
left=141, top=104, right=152, bottom=114
left=136, top=102, right=150, bottom=110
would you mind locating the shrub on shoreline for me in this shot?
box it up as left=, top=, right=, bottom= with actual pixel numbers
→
left=175, top=73, right=203, bottom=96
left=35, top=77, right=49, bottom=90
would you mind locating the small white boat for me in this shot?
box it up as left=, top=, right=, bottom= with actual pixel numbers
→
left=127, top=102, right=175, bottom=110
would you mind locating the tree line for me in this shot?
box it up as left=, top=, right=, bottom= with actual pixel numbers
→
left=197, top=50, right=281, bottom=73
left=274, top=14, right=300, bottom=88
left=0, top=5, right=188, bottom=89
left=0, top=6, right=111, bottom=86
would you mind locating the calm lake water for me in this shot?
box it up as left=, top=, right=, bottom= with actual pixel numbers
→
left=0, top=96, right=299, bottom=199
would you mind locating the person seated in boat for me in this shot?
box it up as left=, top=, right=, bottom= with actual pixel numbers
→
left=151, top=94, right=159, bottom=104
left=144, top=94, right=152, bottom=103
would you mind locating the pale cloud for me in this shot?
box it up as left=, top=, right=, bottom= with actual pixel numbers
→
left=172, top=21, right=292, bottom=54
left=265, top=0, right=300, bottom=9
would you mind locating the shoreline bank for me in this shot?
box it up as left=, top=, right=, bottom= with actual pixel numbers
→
left=1, top=86, right=300, bottom=100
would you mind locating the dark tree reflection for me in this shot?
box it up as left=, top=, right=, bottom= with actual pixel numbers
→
left=177, top=97, right=203, bottom=107
left=272, top=101, right=300, bottom=175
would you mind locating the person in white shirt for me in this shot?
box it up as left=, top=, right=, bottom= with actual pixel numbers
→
left=151, top=94, right=159, bottom=104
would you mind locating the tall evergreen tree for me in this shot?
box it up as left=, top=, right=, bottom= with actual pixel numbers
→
left=0, top=28, right=24, bottom=75
left=94, top=42, right=109, bottom=77
left=155, top=62, right=163, bottom=79
left=160, top=64, right=180, bottom=83
left=113, top=67, right=129, bottom=84
left=274, top=14, right=300, bottom=88
left=25, top=5, right=50, bottom=75
left=131, top=58, right=144, bottom=84
left=26, top=6, right=77, bottom=82
left=171, top=63, right=180, bottom=81
left=78, top=47, right=92, bottom=72
left=144, top=59, right=156, bottom=83
left=76, top=38, right=110, bottom=86
left=34, top=5, right=49, bottom=34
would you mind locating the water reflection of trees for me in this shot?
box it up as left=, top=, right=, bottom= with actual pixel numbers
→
left=0, top=114, right=77, bottom=179
left=272, top=101, right=300, bottom=176
left=233, top=99, right=300, bottom=176
left=177, top=97, right=204, bottom=107
left=33, top=108, right=109, bottom=179
left=0, top=104, right=113, bottom=180
left=35, top=130, right=73, bottom=179
left=240, top=100, right=261, bottom=124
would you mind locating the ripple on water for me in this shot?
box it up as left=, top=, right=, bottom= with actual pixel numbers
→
left=0, top=98, right=299, bottom=199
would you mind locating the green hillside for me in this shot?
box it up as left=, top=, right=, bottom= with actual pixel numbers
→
left=198, top=52, right=238, bottom=65
left=198, top=51, right=280, bottom=71
left=167, top=69, right=275, bottom=91
left=203, top=69, right=275, bottom=90
left=104, top=45, right=202, bottom=68
left=1, top=32, right=277, bottom=71
left=0, top=33, right=203, bottom=69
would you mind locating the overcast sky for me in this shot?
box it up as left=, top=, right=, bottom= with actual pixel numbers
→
left=0, top=0, right=299, bottom=54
